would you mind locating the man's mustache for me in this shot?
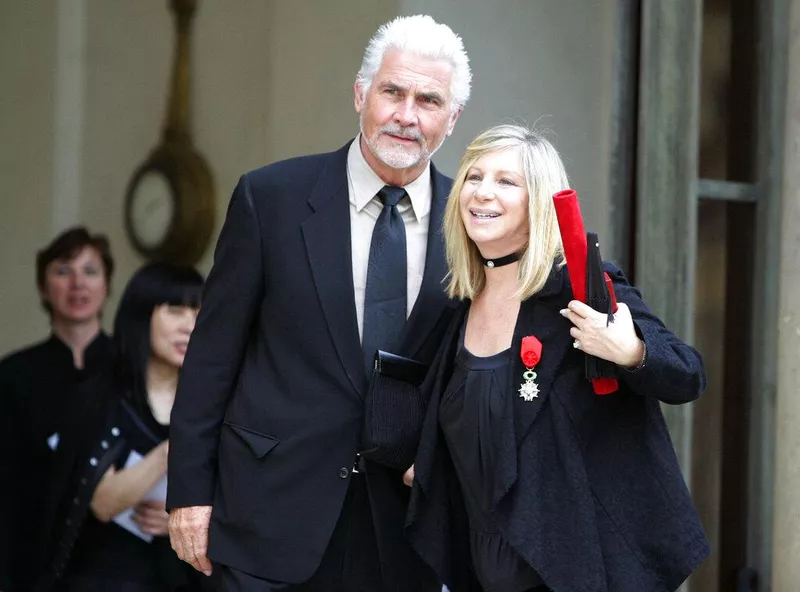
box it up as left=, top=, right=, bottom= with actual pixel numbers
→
left=379, top=125, right=423, bottom=143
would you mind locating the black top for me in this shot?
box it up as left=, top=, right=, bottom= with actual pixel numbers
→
left=408, top=263, right=710, bottom=592
left=62, top=400, right=176, bottom=585
left=37, top=374, right=204, bottom=591
left=439, top=326, right=543, bottom=592
left=0, top=332, right=113, bottom=590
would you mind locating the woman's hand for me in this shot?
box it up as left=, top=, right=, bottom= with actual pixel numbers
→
left=560, top=300, right=644, bottom=368
left=131, top=499, right=170, bottom=536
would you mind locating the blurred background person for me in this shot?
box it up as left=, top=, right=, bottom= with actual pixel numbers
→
left=0, top=227, right=115, bottom=591
left=36, top=262, right=204, bottom=592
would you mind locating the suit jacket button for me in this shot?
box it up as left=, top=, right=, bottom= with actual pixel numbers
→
left=339, top=467, right=350, bottom=479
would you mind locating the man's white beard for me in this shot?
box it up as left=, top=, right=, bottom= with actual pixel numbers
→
left=360, top=114, right=447, bottom=170
left=371, top=140, right=426, bottom=169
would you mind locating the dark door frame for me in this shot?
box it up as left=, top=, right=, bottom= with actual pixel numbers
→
left=608, top=0, right=789, bottom=588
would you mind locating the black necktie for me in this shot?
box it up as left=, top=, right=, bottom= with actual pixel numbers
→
left=362, top=185, right=408, bottom=372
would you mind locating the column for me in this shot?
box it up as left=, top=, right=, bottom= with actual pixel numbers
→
left=770, top=0, right=800, bottom=586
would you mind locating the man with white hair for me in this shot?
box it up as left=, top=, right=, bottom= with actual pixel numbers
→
left=166, top=15, right=471, bottom=591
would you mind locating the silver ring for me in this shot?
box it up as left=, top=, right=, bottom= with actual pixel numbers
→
left=573, top=340, right=581, bottom=350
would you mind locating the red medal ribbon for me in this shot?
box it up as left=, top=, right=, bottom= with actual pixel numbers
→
left=520, top=335, right=542, bottom=368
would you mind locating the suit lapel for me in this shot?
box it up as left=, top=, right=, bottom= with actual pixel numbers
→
left=301, top=142, right=367, bottom=396
left=491, top=266, right=574, bottom=505
left=495, top=267, right=607, bottom=589
left=399, top=165, right=456, bottom=358
left=511, top=267, right=573, bottom=446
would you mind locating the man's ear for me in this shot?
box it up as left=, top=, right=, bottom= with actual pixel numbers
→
left=446, top=106, right=464, bottom=136
left=354, top=81, right=365, bottom=114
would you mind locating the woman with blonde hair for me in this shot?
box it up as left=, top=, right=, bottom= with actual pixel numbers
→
left=403, top=124, right=709, bottom=592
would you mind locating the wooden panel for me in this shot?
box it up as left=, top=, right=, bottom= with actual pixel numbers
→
left=747, top=0, right=790, bottom=586
left=697, top=179, right=758, bottom=202
left=607, top=0, right=639, bottom=273
left=636, top=0, right=702, bottom=477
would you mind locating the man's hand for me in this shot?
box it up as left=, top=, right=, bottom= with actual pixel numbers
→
left=403, top=464, right=415, bottom=487
left=168, top=505, right=213, bottom=576
left=131, top=499, right=169, bottom=536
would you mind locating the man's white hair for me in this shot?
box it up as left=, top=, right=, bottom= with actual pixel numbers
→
left=356, top=15, right=472, bottom=111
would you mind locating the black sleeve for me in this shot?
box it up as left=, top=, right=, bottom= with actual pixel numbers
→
left=167, top=175, right=265, bottom=509
left=604, top=263, right=707, bottom=404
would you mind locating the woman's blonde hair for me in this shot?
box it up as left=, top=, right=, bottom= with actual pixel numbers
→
left=444, top=124, right=569, bottom=300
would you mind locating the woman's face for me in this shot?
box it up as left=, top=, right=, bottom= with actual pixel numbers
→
left=41, top=246, right=108, bottom=325
left=459, top=147, right=530, bottom=258
left=150, top=304, right=199, bottom=369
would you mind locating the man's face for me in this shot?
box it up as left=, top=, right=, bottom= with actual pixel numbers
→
left=355, top=48, right=462, bottom=177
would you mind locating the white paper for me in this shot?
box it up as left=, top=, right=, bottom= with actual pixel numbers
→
left=111, top=449, right=168, bottom=543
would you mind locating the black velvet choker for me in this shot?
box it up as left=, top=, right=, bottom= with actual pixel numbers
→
left=480, top=252, right=522, bottom=268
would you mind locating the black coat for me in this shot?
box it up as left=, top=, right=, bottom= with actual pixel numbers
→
left=166, top=141, right=456, bottom=589
left=407, top=263, right=710, bottom=592
left=0, top=333, right=112, bottom=591
left=34, top=377, right=205, bottom=591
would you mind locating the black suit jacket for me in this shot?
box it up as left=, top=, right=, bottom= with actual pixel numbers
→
left=407, top=263, right=710, bottom=592
left=167, top=141, right=455, bottom=586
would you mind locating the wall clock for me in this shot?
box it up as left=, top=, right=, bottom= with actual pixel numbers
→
left=125, top=0, right=214, bottom=265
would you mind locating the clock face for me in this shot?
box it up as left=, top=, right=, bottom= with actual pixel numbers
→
left=129, top=171, right=175, bottom=249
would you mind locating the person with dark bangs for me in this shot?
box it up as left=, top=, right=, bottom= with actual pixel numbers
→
left=0, top=226, right=115, bottom=591
left=34, top=262, right=206, bottom=592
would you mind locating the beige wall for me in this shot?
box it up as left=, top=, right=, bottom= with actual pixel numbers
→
left=400, top=0, right=616, bottom=244
left=0, top=0, right=617, bottom=356
left=0, top=3, right=58, bottom=348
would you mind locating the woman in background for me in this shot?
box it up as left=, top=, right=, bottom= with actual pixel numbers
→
left=404, top=125, right=709, bottom=592
left=37, top=262, right=205, bottom=592
left=0, top=227, right=114, bottom=591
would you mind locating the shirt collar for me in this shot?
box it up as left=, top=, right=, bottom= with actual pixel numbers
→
left=347, top=134, right=432, bottom=222
left=46, top=330, right=112, bottom=371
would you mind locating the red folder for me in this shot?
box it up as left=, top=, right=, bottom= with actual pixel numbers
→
left=553, top=189, right=619, bottom=395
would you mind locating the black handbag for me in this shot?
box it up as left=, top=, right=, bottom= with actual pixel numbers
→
left=360, top=350, right=429, bottom=470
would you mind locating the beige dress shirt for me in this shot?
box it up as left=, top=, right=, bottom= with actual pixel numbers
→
left=346, top=135, right=432, bottom=342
